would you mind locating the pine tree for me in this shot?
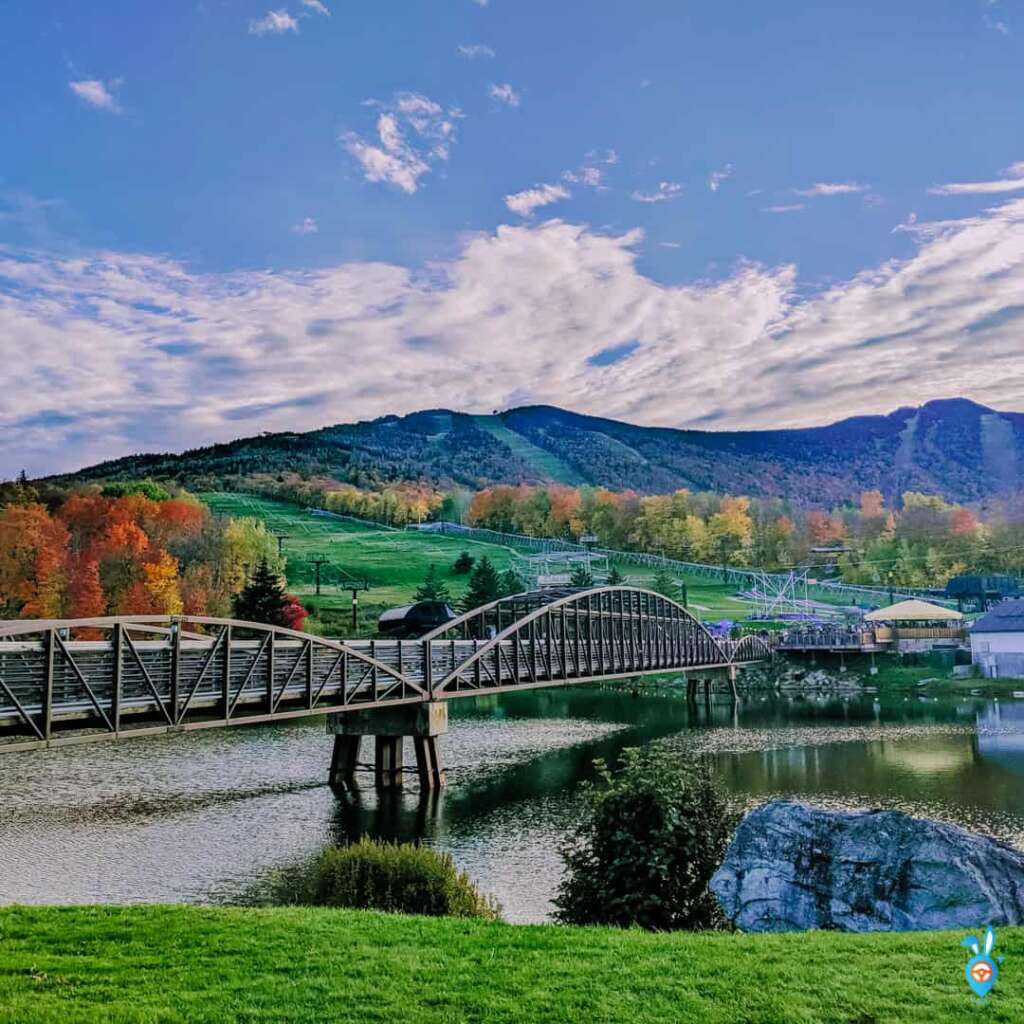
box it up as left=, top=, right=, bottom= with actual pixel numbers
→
left=415, top=564, right=452, bottom=603
left=460, top=556, right=501, bottom=611
left=453, top=551, right=475, bottom=575
left=234, top=559, right=291, bottom=626
left=498, top=567, right=525, bottom=597
left=607, top=564, right=625, bottom=586
left=570, top=562, right=595, bottom=588
left=651, top=567, right=678, bottom=600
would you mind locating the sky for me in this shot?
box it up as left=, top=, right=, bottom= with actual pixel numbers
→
left=2, top=1, right=1024, bottom=475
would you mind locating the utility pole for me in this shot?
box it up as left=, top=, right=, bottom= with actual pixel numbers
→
left=308, top=553, right=330, bottom=596
left=273, top=533, right=290, bottom=558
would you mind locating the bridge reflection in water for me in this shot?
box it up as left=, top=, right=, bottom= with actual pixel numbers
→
left=0, top=587, right=771, bottom=787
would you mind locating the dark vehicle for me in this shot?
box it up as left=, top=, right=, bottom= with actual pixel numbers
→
left=377, top=601, right=457, bottom=639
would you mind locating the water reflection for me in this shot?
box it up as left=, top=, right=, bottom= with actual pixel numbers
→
left=3, top=685, right=1024, bottom=921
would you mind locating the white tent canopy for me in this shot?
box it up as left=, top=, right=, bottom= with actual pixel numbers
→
left=864, top=599, right=963, bottom=622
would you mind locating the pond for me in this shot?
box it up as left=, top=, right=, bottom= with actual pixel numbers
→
left=2, top=685, right=1024, bottom=923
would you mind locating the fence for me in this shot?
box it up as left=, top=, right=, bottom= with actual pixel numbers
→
left=410, top=521, right=954, bottom=609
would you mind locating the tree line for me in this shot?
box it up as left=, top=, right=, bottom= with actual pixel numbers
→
left=0, top=477, right=305, bottom=628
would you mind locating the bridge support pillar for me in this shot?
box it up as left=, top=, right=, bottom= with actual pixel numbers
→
left=327, top=702, right=448, bottom=791
left=728, top=664, right=739, bottom=702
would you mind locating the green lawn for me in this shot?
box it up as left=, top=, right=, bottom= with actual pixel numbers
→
left=0, top=906, right=1020, bottom=1023
left=199, top=493, right=754, bottom=631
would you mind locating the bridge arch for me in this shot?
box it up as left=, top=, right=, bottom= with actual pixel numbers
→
left=424, top=586, right=734, bottom=695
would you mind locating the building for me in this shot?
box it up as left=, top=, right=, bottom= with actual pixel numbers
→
left=946, top=575, right=1023, bottom=612
left=970, top=600, right=1024, bottom=678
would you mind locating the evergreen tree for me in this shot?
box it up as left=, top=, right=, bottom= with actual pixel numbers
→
left=414, top=564, right=452, bottom=603
left=234, top=559, right=292, bottom=626
left=570, top=562, right=595, bottom=588
left=651, top=567, right=678, bottom=600
left=607, top=564, right=625, bottom=586
left=460, top=556, right=501, bottom=611
left=498, top=567, right=524, bottom=597
left=453, top=551, right=475, bottom=575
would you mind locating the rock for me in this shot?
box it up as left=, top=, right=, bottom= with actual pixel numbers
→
left=710, top=800, right=1024, bottom=932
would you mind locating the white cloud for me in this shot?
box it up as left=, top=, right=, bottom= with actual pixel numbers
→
left=471, top=0, right=489, bottom=6
left=301, top=0, right=330, bottom=14
left=708, top=164, right=733, bottom=191
left=249, top=10, right=298, bottom=34
left=658, top=241, right=682, bottom=248
left=504, top=183, right=570, bottom=217
left=488, top=82, right=520, bottom=107
left=7, top=201, right=1024, bottom=475
left=69, top=79, right=120, bottom=112
left=457, top=43, right=495, bottom=58
left=762, top=204, right=805, bottom=214
left=630, top=182, right=682, bottom=203
left=562, top=149, right=617, bottom=190
left=342, top=92, right=460, bottom=194
left=929, top=161, right=1024, bottom=195
left=292, top=217, right=318, bottom=235
left=794, top=182, right=869, bottom=197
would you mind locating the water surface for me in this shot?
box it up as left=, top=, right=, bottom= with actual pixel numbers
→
left=3, top=686, right=1024, bottom=922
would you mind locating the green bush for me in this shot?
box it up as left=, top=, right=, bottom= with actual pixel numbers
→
left=270, top=838, right=500, bottom=920
left=555, top=747, right=739, bottom=931
left=100, top=478, right=171, bottom=501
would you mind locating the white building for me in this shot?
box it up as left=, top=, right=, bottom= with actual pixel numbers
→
left=970, top=600, right=1024, bottom=678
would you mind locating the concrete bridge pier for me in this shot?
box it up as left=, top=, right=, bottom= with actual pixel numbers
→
left=327, top=703, right=448, bottom=791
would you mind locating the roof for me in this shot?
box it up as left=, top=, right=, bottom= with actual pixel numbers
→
left=971, top=599, right=1024, bottom=634
left=864, top=599, right=963, bottom=622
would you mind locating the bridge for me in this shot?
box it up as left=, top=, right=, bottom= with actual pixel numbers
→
left=0, top=586, right=772, bottom=788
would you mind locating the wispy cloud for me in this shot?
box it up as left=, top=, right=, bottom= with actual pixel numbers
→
left=708, top=164, right=733, bottom=192
left=457, top=43, right=495, bottom=59
left=69, top=79, right=121, bottom=113
left=292, top=217, right=318, bottom=235
left=762, top=204, right=805, bottom=214
left=561, top=150, right=617, bottom=191
left=8, top=200, right=1024, bottom=474
left=488, top=82, right=520, bottom=107
left=658, top=241, right=682, bottom=248
left=342, top=92, right=461, bottom=194
left=929, top=161, right=1024, bottom=195
left=301, top=0, right=330, bottom=14
left=630, top=182, right=682, bottom=204
left=504, top=183, right=570, bottom=217
left=794, top=182, right=869, bottom=197
left=249, top=10, right=298, bottom=35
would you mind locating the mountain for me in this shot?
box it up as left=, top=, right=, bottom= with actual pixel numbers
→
left=52, top=398, right=1024, bottom=506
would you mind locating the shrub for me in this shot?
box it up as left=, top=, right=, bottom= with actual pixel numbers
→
left=452, top=551, right=475, bottom=574
left=270, top=838, right=500, bottom=920
left=554, top=747, right=739, bottom=931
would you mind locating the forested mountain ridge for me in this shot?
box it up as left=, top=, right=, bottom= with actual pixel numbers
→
left=50, top=398, right=1024, bottom=506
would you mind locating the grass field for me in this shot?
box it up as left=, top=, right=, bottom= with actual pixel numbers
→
left=0, top=905, right=1020, bottom=1023
left=200, top=493, right=753, bottom=634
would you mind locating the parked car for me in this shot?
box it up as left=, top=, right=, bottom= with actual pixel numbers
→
left=377, top=601, right=457, bottom=639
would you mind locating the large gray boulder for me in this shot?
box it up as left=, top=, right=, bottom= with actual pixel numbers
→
left=710, top=800, right=1024, bottom=932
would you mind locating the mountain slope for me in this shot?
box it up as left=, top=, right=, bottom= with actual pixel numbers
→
left=52, top=398, right=1024, bottom=505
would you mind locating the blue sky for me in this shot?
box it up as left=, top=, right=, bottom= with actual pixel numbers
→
left=2, top=1, right=1024, bottom=474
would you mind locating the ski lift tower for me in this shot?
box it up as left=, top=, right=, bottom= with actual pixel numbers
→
left=579, top=533, right=600, bottom=573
